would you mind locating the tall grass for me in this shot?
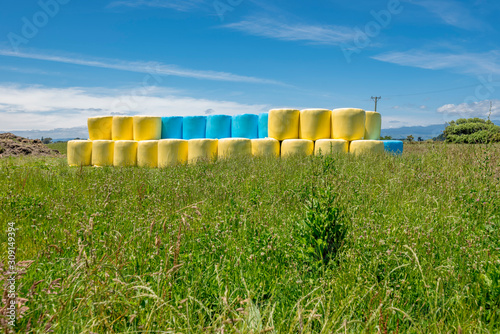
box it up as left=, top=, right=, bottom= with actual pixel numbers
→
left=1, top=143, right=499, bottom=333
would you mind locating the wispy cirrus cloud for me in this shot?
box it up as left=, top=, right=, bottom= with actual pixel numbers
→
left=222, top=17, right=358, bottom=45
left=108, top=0, right=205, bottom=11
left=0, top=84, right=269, bottom=130
left=404, top=0, right=486, bottom=30
left=0, top=49, right=285, bottom=85
left=372, top=50, right=500, bottom=75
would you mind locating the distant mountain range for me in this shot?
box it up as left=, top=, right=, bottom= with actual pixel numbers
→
left=381, top=120, right=500, bottom=140
left=0, top=127, right=89, bottom=141
left=2, top=120, right=499, bottom=141
left=381, top=124, right=446, bottom=140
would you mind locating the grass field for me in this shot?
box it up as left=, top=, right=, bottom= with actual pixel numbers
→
left=1, top=143, right=499, bottom=333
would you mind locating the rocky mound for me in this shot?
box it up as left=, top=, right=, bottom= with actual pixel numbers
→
left=0, top=133, right=60, bottom=157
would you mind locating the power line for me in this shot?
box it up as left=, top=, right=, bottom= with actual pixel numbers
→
left=385, top=83, right=481, bottom=98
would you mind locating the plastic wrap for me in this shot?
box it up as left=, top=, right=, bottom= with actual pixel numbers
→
left=349, top=140, right=384, bottom=155
left=183, top=116, right=207, bottom=140
left=299, top=109, right=331, bottom=140
left=258, top=113, right=269, bottom=138
left=331, top=108, right=366, bottom=141
left=382, top=140, right=403, bottom=155
left=137, top=140, right=158, bottom=167
left=112, top=116, right=134, bottom=141
left=114, top=140, right=138, bottom=167
left=88, top=116, right=112, bottom=140
left=251, top=138, right=280, bottom=157
left=67, top=140, right=92, bottom=166
left=161, top=116, right=183, bottom=139
left=268, top=109, right=300, bottom=140
left=92, top=140, right=114, bottom=167
left=133, top=116, right=162, bottom=141
left=314, top=139, right=348, bottom=155
left=206, top=115, right=231, bottom=139
left=281, top=139, right=314, bottom=157
left=232, top=114, right=259, bottom=139
left=364, top=111, right=382, bottom=140
left=158, top=139, right=188, bottom=167
left=188, top=139, right=218, bottom=163
left=218, top=138, right=252, bottom=159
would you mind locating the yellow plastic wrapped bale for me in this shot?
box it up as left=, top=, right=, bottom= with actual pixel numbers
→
left=251, top=138, right=280, bottom=157
left=349, top=140, right=384, bottom=155
left=114, top=140, right=138, bottom=167
left=158, top=139, right=188, bottom=167
left=188, top=139, right=218, bottom=164
left=88, top=116, right=112, bottom=140
left=137, top=140, right=158, bottom=167
left=314, top=139, right=348, bottom=155
left=67, top=140, right=92, bottom=166
left=331, top=108, right=366, bottom=141
left=268, top=109, right=300, bottom=141
left=299, top=109, right=331, bottom=140
left=112, top=116, right=134, bottom=141
left=364, top=111, right=382, bottom=140
left=218, top=138, right=252, bottom=159
left=133, top=116, right=162, bottom=141
left=281, top=139, right=314, bottom=157
left=92, top=140, right=114, bottom=167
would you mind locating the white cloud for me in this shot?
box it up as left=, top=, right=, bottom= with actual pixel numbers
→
left=0, top=49, right=285, bottom=85
left=108, top=0, right=205, bottom=11
left=0, top=84, right=269, bottom=131
left=372, top=50, right=500, bottom=75
left=223, top=17, right=358, bottom=45
left=437, top=99, right=500, bottom=117
left=404, top=0, right=485, bottom=30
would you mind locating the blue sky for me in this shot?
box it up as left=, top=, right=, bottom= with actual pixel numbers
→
left=1, top=0, right=500, bottom=131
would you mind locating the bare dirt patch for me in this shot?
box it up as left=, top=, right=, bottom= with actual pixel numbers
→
left=0, top=133, right=60, bottom=157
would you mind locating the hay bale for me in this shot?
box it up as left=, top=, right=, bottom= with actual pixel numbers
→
left=268, top=109, right=300, bottom=141
left=158, top=139, right=188, bottom=167
left=314, top=139, right=348, bottom=155
left=67, top=140, right=92, bottom=166
left=281, top=139, right=314, bottom=157
left=88, top=116, right=112, bottom=140
left=299, top=108, right=331, bottom=140
left=112, top=116, right=134, bottom=141
left=133, top=116, right=161, bottom=141
left=114, top=140, right=138, bottom=167
left=331, top=108, right=365, bottom=141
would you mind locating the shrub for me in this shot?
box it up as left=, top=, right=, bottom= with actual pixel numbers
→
left=295, top=187, right=347, bottom=267
left=443, top=118, right=500, bottom=143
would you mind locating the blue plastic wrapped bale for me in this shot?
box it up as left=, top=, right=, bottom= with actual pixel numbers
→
left=232, top=114, right=259, bottom=139
left=206, top=115, right=232, bottom=139
left=161, top=116, right=183, bottom=139
left=382, top=140, right=404, bottom=155
left=258, top=113, right=269, bottom=138
left=182, top=116, right=207, bottom=140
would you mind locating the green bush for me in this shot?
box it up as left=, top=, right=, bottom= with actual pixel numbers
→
left=443, top=118, right=500, bottom=143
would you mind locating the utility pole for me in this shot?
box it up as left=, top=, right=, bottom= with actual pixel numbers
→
left=371, top=96, right=381, bottom=112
